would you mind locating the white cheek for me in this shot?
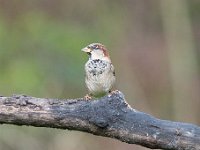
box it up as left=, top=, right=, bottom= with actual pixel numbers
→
left=90, top=51, right=104, bottom=60
left=90, top=51, right=111, bottom=62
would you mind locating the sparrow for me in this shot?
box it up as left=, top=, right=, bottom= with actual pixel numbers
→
left=82, top=43, right=116, bottom=99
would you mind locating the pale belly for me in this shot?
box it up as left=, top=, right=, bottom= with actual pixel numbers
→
left=85, top=60, right=115, bottom=97
left=86, top=72, right=115, bottom=97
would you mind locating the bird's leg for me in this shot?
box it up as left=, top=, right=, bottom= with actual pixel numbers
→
left=84, top=93, right=92, bottom=100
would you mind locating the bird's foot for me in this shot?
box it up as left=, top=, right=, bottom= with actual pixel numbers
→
left=84, top=94, right=92, bottom=100
left=108, top=90, right=119, bottom=97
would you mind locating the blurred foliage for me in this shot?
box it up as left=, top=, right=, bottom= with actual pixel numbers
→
left=0, top=0, right=200, bottom=150
left=0, top=1, right=126, bottom=98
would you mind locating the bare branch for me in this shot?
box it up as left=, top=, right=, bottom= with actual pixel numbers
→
left=0, top=91, right=200, bottom=150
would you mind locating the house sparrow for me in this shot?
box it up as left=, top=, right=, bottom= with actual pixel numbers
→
left=82, top=43, right=116, bottom=99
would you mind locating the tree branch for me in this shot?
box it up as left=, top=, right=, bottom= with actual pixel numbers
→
left=0, top=91, right=199, bottom=150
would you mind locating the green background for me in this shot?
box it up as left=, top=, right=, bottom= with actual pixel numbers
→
left=0, top=0, right=200, bottom=150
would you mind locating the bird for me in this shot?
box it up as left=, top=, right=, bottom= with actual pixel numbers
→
left=81, top=43, right=116, bottom=99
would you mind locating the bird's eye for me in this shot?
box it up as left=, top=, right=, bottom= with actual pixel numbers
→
left=92, top=45, right=96, bottom=49
left=93, top=45, right=99, bottom=50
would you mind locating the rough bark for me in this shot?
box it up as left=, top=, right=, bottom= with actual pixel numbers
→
left=0, top=91, right=199, bottom=150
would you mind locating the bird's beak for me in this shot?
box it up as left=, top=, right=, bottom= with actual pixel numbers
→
left=81, top=47, right=91, bottom=53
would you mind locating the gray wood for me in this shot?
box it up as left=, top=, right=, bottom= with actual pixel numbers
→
left=0, top=91, right=200, bottom=150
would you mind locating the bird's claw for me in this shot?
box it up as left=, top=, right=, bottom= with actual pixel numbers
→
left=108, top=90, right=119, bottom=97
left=84, top=94, right=92, bottom=100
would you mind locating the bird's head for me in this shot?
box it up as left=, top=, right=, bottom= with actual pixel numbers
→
left=81, top=43, right=111, bottom=62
